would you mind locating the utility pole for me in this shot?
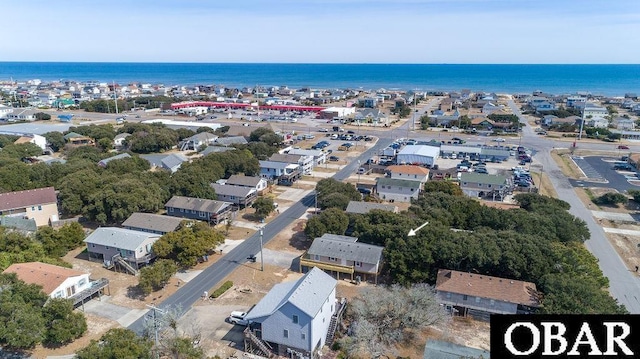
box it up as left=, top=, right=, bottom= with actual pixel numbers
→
left=146, top=303, right=165, bottom=359
left=113, top=81, right=119, bottom=115
left=259, top=228, right=264, bottom=271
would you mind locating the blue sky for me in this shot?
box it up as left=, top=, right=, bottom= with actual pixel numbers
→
left=3, top=0, right=639, bottom=63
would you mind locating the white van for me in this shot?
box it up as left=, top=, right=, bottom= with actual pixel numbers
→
left=451, top=153, right=457, bottom=159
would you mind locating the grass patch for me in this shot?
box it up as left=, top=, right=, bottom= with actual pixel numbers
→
left=211, top=280, right=233, bottom=298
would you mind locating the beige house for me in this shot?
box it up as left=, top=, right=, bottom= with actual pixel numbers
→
left=386, top=165, right=430, bottom=185
left=0, top=187, right=59, bottom=226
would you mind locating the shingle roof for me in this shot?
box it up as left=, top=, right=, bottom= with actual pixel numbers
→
left=165, top=195, right=231, bottom=214
left=308, top=236, right=384, bottom=265
left=83, top=227, right=160, bottom=251
left=376, top=177, right=422, bottom=188
left=3, top=262, right=86, bottom=296
left=210, top=183, right=255, bottom=198
left=269, top=153, right=304, bottom=164
left=0, top=187, right=57, bottom=211
left=226, top=174, right=263, bottom=187
left=215, top=136, right=247, bottom=146
left=345, top=201, right=398, bottom=214
left=435, top=269, right=539, bottom=307
left=386, top=165, right=430, bottom=176
left=121, top=213, right=183, bottom=234
left=460, top=172, right=508, bottom=186
left=245, top=267, right=336, bottom=321
left=161, top=153, right=188, bottom=170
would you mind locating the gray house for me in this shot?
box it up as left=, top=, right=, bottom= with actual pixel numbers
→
left=84, top=227, right=161, bottom=275
left=244, top=267, right=338, bottom=359
left=179, top=132, right=218, bottom=151
left=122, top=212, right=184, bottom=235
left=435, top=269, right=540, bottom=321
left=375, top=177, right=421, bottom=203
left=225, top=174, right=269, bottom=194
left=299, top=234, right=384, bottom=283
left=210, top=183, right=257, bottom=208
left=459, top=172, right=510, bottom=200
left=165, top=195, right=234, bottom=225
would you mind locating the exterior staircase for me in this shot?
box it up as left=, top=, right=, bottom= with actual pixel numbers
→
left=325, top=298, right=347, bottom=346
left=111, top=254, right=138, bottom=275
left=245, top=329, right=274, bottom=358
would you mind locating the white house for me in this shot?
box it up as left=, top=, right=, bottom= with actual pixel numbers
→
left=2, top=262, right=91, bottom=299
left=14, top=134, right=47, bottom=150
left=113, top=133, right=130, bottom=148
left=386, top=165, right=430, bottom=185
left=286, top=148, right=326, bottom=166
left=244, top=267, right=338, bottom=358
left=375, top=177, right=422, bottom=203
left=224, top=174, right=269, bottom=194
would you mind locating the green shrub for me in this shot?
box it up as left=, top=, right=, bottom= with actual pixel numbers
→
left=593, top=192, right=627, bottom=206
left=211, top=280, right=233, bottom=298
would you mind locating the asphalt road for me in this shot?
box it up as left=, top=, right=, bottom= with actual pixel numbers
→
left=127, top=136, right=393, bottom=334
left=509, top=99, right=640, bottom=314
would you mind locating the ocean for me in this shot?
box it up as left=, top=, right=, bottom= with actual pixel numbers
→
left=1, top=62, right=639, bottom=96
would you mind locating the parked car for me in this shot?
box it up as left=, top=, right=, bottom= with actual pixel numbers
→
left=318, top=128, right=329, bottom=132
left=357, top=167, right=366, bottom=175
left=618, top=145, right=630, bottom=150
left=329, top=156, right=339, bottom=161
left=347, top=130, right=356, bottom=134
left=228, top=311, right=249, bottom=326
left=474, top=167, right=488, bottom=174
left=493, top=138, right=506, bottom=142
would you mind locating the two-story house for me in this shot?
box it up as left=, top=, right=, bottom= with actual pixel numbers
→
left=459, top=172, right=510, bottom=200
left=179, top=132, right=218, bottom=151
left=122, top=212, right=184, bottom=235
left=84, top=227, right=161, bottom=275
left=0, top=187, right=59, bottom=226
left=269, top=153, right=314, bottom=175
left=386, top=165, right=430, bottom=186
left=286, top=148, right=326, bottom=166
left=165, top=195, right=234, bottom=225
left=244, top=267, right=339, bottom=359
left=210, top=183, right=257, bottom=208
left=299, top=234, right=384, bottom=284
left=259, top=160, right=300, bottom=185
left=375, top=177, right=421, bottom=203
left=435, top=269, right=540, bottom=321
left=225, top=174, right=269, bottom=195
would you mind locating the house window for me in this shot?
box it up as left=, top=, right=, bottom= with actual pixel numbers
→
left=354, top=261, right=362, bottom=268
left=488, top=184, right=492, bottom=188
left=463, top=295, right=468, bottom=301
left=328, top=257, right=336, bottom=262
left=105, top=246, right=110, bottom=250
left=199, top=211, right=206, bottom=217
left=168, top=207, right=174, bottom=212
left=54, top=291, right=63, bottom=298
left=180, top=208, right=184, bottom=213
left=283, top=329, right=289, bottom=338
left=38, top=205, right=42, bottom=210
left=91, top=244, right=95, bottom=248
left=79, top=278, right=87, bottom=286
left=475, top=297, right=481, bottom=304
left=31, top=206, right=35, bottom=211
left=314, top=254, right=319, bottom=260
left=463, top=182, right=467, bottom=185
left=490, top=299, right=495, bottom=306
left=191, top=210, right=196, bottom=214
left=478, top=183, right=482, bottom=187
left=293, top=315, right=299, bottom=324
left=301, top=333, right=306, bottom=340
left=446, top=292, right=452, bottom=299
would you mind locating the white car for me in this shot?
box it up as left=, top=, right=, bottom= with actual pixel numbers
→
left=228, top=311, right=249, bottom=326
left=318, top=128, right=329, bottom=132
left=493, top=138, right=506, bottom=142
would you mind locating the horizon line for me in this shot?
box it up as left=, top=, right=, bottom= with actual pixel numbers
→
left=1, top=61, right=640, bottom=66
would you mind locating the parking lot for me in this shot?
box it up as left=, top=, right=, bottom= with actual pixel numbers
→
left=569, top=156, right=640, bottom=192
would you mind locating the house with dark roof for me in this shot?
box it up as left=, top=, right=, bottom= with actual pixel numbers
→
left=345, top=201, right=398, bottom=215
left=459, top=172, right=511, bottom=200
left=210, top=183, right=257, bottom=208
left=244, top=267, right=339, bottom=359
left=122, top=212, right=184, bottom=235
left=140, top=153, right=189, bottom=173
left=375, top=177, right=422, bottom=203
left=84, top=227, right=161, bottom=274
left=165, top=195, right=234, bottom=225
left=225, top=174, right=269, bottom=194
left=299, top=233, right=384, bottom=283
left=435, top=269, right=540, bottom=321
left=0, top=187, right=59, bottom=226
left=200, top=145, right=236, bottom=156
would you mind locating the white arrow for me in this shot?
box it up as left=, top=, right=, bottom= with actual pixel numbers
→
left=407, top=221, right=429, bottom=236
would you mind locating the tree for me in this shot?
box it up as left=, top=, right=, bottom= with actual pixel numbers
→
left=35, top=222, right=86, bottom=257
left=252, top=197, right=275, bottom=220
left=43, top=131, right=66, bottom=152
left=304, top=208, right=349, bottom=239
left=593, top=192, right=627, bottom=206
left=341, top=284, right=448, bottom=358
left=0, top=273, right=49, bottom=349
left=0, top=143, right=43, bottom=159
left=138, top=259, right=179, bottom=295
left=34, top=112, right=51, bottom=121
left=42, top=298, right=87, bottom=346
left=315, top=178, right=361, bottom=210
left=76, top=328, right=153, bottom=359
left=153, top=222, right=225, bottom=267
left=423, top=181, right=463, bottom=196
